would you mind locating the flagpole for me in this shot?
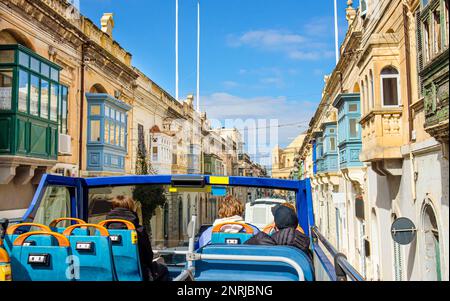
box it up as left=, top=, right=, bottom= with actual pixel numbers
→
left=196, top=0, right=200, bottom=112
left=176, top=0, right=179, bottom=101
left=334, top=0, right=339, bottom=64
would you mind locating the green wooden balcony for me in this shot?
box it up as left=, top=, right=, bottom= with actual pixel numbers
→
left=0, top=44, right=62, bottom=161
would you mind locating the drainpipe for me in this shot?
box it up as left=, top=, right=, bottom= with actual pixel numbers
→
left=403, top=5, right=414, bottom=142
left=78, top=43, right=86, bottom=173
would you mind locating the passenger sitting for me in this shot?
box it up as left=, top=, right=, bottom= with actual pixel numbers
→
left=263, top=203, right=305, bottom=235
left=245, top=204, right=312, bottom=259
left=198, top=195, right=259, bottom=248
left=106, top=195, right=170, bottom=281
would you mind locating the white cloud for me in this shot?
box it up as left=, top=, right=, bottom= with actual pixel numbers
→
left=227, top=29, right=334, bottom=61
left=201, top=92, right=314, bottom=151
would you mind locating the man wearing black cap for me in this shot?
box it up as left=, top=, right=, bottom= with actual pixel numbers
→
left=245, top=204, right=311, bottom=258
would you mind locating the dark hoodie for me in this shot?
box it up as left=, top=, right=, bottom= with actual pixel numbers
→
left=245, top=228, right=312, bottom=260
left=106, top=208, right=154, bottom=281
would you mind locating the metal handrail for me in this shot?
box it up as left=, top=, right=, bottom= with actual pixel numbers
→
left=311, top=226, right=365, bottom=281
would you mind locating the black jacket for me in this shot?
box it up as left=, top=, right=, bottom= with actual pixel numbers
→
left=106, top=208, right=154, bottom=280
left=245, top=227, right=312, bottom=259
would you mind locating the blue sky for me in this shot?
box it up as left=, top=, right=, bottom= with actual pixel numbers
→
left=79, top=0, right=352, bottom=164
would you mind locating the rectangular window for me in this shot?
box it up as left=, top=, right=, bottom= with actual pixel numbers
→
left=433, top=9, right=442, bottom=54
left=30, top=57, right=40, bottom=73
left=115, top=124, right=120, bottom=146
left=382, top=77, right=399, bottom=106
left=50, top=83, right=58, bottom=122
left=90, top=105, right=101, bottom=116
left=90, top=120, right=101, bottom=143
left=40, top=80, right=49, bottom=119
left=0, top=50, right=14, bottom=64
left=105, top=106, right=110, bottom=118
left=18, top=70, right=29, bottom=113
left=104, top=119, right=110, bottom=144
left=30, top=75, right=39, bottom=116
left=0, top=70, right=13, bottom=110
left=424, top=20, right=432, bottom=62
left=349, top=104, right=358, bottom=112
left=50, top=68, right=59, bottom=81
left=110, top=123, right=115, bottom=145
left=445, top=0, right=449, bottom=47
left=329, top=137, right=336, bottom=152
left=19, top=51, right=29, bottom=67
left=40, top=63, right=50, bottom=78
left=153, top=147, right=158, bottom=162
left=121, top=127, right=125, bottom=148
left=60, top=86, right=68, bottom=134
left=349, top=119, right=359, bottom=138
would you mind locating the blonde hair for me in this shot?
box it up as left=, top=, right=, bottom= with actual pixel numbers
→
left=111, top=195, right=136, bottom=212
left=281, top=202, right=296, bottom=212
left=218, top=195, right=244, bottom=219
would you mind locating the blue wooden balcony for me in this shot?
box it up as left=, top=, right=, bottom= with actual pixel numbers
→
left=333, top=93, right=363, bottom=169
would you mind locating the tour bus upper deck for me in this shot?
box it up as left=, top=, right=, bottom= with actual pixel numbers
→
left=1, top=174, right=364, bottom=282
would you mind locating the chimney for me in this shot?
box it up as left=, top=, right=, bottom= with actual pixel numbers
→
left=101, top=13, right=114, bottom=37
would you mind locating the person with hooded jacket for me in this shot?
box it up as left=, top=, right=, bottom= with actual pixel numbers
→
left=106, top=195, right=170, bottom=281
left=245, top=204, right=312, bottom=260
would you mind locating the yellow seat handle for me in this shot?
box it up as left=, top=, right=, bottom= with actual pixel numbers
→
left=6, top=223, right=51, bottom=235
left=13, top=231, right=70, bottom=247
left=49, top=218, right=86, bottom=228
left=98, top=220, right=136, bottom=230
left=63, top=224, right=109, bottom=237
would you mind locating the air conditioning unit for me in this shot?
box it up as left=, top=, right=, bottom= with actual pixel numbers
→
left=360, top=0, right=368, bottom=18
left=58, top=134, right=72, bottom=156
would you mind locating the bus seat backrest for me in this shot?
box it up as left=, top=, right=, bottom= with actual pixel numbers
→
left=210, top=222, right=256, bottom=245
left=97, top=220, right=143, bottom=281
left=63, top=224, right=116, bottom=281
left=194, top=245, right=314, bottom=282
left=4, top=224, right=55, bottom=256
left=50, top=218, right=89, bottom=236
left=11, top=232, right=71, bottom=281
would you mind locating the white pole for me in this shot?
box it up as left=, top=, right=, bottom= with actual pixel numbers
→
left=176, top=0, right=179, bottom=101
left=334, top=0, right=339, bottom=64
left=196, top=0, right=200, bottom=112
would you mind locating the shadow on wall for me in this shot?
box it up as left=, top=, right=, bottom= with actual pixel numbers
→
left=375, top=173, right=401, bottom=211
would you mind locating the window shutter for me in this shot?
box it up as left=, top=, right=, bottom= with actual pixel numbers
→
left=416, top=10, right=424, bottom=96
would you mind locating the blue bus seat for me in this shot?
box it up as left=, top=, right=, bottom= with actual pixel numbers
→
left=50, top=218, right=88, bottom=236
left=210, top=222, right=256, bottom=245
left=11, top=231, right=71, bottom=281
left=3, top=223, right=55, bottom=255
left=63, top=224, right=117, bottom=281
left=97, top=220, right=143, bottom=281
left=194, top=245, right=314, bottom=281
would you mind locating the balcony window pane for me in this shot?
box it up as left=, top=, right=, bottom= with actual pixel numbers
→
left=19, top=51, right=29, bottom=67
left=40, top=80, right=49, bottom=119
left=349, top=119, right=359, bottom=138
left=109, top=123, right=115, bottom=145
left=115, top=124, right=120, bottom=146
left=18, top=70, right=29, bottom=113
left=329, top=137, right=336, bottom=152
left=90, top=105, right=101, bottom=116
left=30, top=57, right=40, bottom=72
left=50, top=68, right=59, bottom=81
left=0, top=70, right=13, bottom=110
left=349, top=104, right=358, bottom=112
left=121, top=127, right=125, bottom=148
left=105, top=106, right=110, bottom=118
left=0, top=50, right=14, bottom=64
left=90, top=120, right=101, bottom=142
left=110, top=108, right=115, bottom=120
left=40, top=63, right=50, bottom=78
left=30, top=75, right=39, bottom=116
left=61, top=86, right=68, bottom=134
left=50, top=83, right=58, bottom=122
left=104, top=119, right=110, bottom=143
left=121, top=113, right=125, bottom=123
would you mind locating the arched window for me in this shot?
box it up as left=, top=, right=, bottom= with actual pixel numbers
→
left=421, top=203, right=442, bottom=281
left=381, top=67, right=400, bottom=107
left=365, top=75, right=369, bottom=111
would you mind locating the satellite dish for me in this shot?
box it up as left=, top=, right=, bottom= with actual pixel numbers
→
left=391, top=217, right=417, bottom=245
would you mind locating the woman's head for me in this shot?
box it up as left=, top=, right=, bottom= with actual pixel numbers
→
left=218, top=195, right=244, bottom=219
left=111, top=195, right=136, bottom=212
